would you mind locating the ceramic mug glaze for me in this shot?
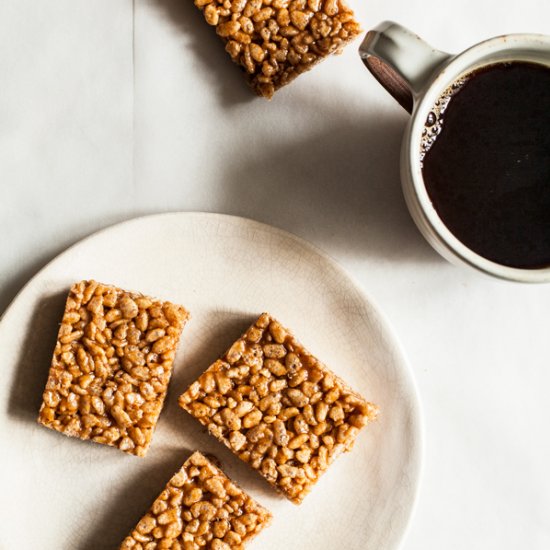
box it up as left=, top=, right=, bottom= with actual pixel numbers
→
left=359, top=21, right=550, bottom=283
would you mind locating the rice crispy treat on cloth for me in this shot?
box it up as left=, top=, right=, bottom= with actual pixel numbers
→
left=194, top=0, right=362, bottom=98
left=37, top=280, right=189, bottom=457
left=179, top=313, right=379, bottom=504
left=120, top=451, right=272, bottom=550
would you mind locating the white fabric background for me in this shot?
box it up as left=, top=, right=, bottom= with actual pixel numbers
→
left=1, top=0, right=549, bottom=548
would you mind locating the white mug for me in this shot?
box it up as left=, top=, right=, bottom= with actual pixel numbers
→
left=359, top=22, right=550, bottom=283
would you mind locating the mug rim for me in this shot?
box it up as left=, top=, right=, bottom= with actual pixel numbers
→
left=404, top=33, right=550, bottom=283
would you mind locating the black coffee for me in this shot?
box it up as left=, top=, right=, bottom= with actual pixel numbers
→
left=421, top=61, right=550, bottom=269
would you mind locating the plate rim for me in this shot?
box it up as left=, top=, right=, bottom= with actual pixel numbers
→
left=0, top=211, right=424, bottom=550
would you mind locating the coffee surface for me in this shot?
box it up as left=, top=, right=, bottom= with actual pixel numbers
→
left=422, top=62, right=550, bottom=269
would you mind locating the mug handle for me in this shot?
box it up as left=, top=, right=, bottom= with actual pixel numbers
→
left=359, top=21, right=452, bottom=113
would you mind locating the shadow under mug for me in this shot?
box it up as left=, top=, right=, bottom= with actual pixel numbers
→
left=359, top=21, right=550, bottom=283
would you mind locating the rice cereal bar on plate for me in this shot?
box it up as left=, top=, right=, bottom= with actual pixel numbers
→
left=38, top=280, right=189, bottom=457
left=179, top=313, right=378, bottom=504
left=120, top=451, right=272, bottom=549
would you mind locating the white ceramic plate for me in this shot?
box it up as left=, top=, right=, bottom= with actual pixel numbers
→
left=0, top=212, right=422, bottom=550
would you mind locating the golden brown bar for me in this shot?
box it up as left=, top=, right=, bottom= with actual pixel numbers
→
left=179, top=313, right=378, bottom=504
left=38, top=280, right=189, bottom=457
left=120, top=451, right=272, bottom=550
left=194, top=0, right=362, bottom=98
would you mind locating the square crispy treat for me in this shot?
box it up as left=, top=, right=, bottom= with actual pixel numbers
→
left=37, top=280, right=189, bottom=457
left=194, top=0, right=362, bottom=98
left=121, top=451, right=272, bottom=550
left=179, top=313, right=379, bottom=504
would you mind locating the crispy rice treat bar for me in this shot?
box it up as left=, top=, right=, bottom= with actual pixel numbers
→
left=194, top=0, right=362, bottom=98
left=38, top=280, right=189, bottom=457
left=179, top=313, right=378, bottom=504
left=121, top=451, right=272, bottom=550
